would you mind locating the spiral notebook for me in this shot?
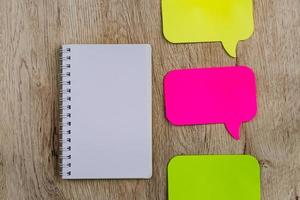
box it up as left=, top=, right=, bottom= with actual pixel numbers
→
left=59, top=44, right=152, bottom=179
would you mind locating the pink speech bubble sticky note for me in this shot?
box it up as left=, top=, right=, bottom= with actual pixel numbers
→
left=164, top=66, right=257, bottom=140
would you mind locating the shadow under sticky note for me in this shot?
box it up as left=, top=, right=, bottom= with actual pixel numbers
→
left=164, top=66, right=257, bottom=140
left=168, top=155, right=261, bottom=200
left=161, top=0, right=254, bottom=57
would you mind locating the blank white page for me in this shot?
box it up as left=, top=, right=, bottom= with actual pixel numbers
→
left=60, top=44, right=152, bottom=179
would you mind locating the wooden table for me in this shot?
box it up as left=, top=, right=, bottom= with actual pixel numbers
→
left=0, top=0, right=299, bottom=199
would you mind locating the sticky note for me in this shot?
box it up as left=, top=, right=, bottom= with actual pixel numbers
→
left=164, top=66, right=257, bottom=140
left=168, top=155, right=261, bottom=200
left=162, top=0, right=254, bottom=57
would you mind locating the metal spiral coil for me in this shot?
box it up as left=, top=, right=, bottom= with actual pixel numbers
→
left=59, top=47, right=72, bottom=177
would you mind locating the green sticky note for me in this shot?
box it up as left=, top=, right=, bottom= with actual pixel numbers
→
left=168, top=155, right=260, bottom=200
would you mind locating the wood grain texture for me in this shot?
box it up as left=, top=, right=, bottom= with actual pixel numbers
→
left=0, top=0, right=299, bottom=199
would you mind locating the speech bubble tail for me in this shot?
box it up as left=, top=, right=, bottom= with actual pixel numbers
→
left=222, top=40, right=238, bottom=58
left=225, top=122, right=241, bottom=140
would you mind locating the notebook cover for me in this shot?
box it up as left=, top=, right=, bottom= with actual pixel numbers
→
left=60, top=44, right=152, bottom=179
left=168, top=155, right=261, bottom=200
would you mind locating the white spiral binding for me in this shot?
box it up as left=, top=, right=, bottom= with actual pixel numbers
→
left=59, top=47, right=72, bottom=177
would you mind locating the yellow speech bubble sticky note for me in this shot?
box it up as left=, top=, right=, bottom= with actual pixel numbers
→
left=162, top=0, right=254, bottom=57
